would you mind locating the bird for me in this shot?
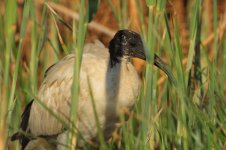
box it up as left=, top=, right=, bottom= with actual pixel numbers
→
left=11, top=30, right=175, bottom=149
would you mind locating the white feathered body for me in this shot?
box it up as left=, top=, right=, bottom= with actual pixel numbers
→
left=28, top=41, right=141, bottom=144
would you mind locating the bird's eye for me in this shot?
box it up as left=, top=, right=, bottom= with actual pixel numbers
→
left=130, top=42, right=136, bottom=47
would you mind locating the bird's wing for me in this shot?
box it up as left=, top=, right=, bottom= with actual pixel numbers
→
left=28, top=54, right=75, bottom=136
left=28, top=41, right=109, bottom=137
left=12, top=41, right=109, bottom=149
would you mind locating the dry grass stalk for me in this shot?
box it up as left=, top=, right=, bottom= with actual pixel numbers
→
left=36, top=0, right=116, bottom=38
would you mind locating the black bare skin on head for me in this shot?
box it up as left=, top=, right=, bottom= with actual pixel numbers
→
left=108, top=30, right=146, bottom=67
left=108, top=30, right=177, bottom=85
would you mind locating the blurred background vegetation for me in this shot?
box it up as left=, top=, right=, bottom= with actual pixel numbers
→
left=0, top=0, right=225, bottom=149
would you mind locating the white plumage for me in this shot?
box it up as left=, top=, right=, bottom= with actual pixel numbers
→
left=28, top=40, right=141, bottom=144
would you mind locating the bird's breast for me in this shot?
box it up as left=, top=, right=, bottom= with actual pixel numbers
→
left=77, top=58, right=141, bottom=142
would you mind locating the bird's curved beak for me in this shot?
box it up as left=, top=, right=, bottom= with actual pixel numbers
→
left=154, top=54, right=177, bottom=85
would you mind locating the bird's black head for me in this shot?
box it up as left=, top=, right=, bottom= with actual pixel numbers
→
left=109, top=30, right=146, bottom=67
